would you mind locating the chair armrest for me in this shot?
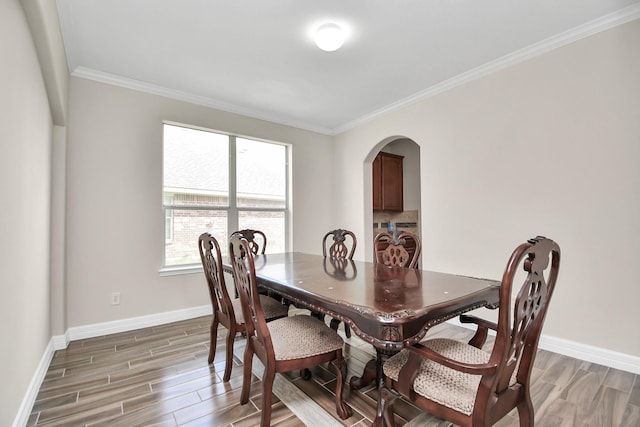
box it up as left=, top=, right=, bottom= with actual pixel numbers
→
left=460, top=314, right=497, bottom=348
left=460, top=314, right=497, bottom=330
left=405, top=343, right=498, bottom=375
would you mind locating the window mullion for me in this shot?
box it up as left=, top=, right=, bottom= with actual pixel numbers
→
left=285, top=144, right=291, bottom=252
left=228, top=135, right=239, bottom=235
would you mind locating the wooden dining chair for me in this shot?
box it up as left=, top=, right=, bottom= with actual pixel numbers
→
left=230, top=229, right=267, bottom=255
left=374, top=230, right=421, bottom=268
left=230, top=229, right=269, bottom=297
left=229, top=235, right=353, bottom=426
left=322, top=228, right=357, bottom=259
left=198, top=233, right=288, bottom=382
left=321, top=229, right=358, bottom=338
left=373, top=236, right=561, bottom=427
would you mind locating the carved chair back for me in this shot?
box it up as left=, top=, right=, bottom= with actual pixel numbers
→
left=485, top=236, right=560, bottom=402
left=198, top=232, right=242, bottom=377
left=374, top=230, right=421, bottom=268
left=229, top=236, right=274, bottom=361
left=230, top=229, right=267, bottom=255
left=198, top=232, right=235, bottom=329
left=322, top=229, right=357, bottom=259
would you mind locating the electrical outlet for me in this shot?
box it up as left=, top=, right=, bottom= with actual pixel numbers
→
left=111, top=292, right=121, bottom=305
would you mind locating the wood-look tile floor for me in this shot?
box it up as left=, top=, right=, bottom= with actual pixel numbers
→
left=27, top=314, right=640, bottom=427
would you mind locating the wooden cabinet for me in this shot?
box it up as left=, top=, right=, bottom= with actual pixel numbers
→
left=373, top=152, right=404, bottom=211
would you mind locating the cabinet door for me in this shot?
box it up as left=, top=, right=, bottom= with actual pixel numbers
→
left=381, top=154, right=403, bottom=211
left=372, top=155, right=382, bottom=210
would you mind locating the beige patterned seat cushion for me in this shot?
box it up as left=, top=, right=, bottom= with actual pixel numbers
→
left=383, top=338, right=490, bottom=416
left=231, top=295, right=287, bottom=323
left=267, top=315, right=344, bottom=361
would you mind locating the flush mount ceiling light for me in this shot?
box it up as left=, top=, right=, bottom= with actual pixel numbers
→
left=314, top=23, right=345, bottom=52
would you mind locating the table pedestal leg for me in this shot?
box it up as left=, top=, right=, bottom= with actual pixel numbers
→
left=349, top=358, right=377, bottom=390
left=349, top=348, right=395, bottom=390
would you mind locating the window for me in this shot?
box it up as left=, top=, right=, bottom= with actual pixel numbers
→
left=162, top=123, right=289, bottom=268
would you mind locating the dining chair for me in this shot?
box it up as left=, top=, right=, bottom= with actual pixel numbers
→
left=230, top=229, right=269, bottom=298
left=322, top=228, right=357, bottom=338
left=373, top=236, right=561, bottom=427
left=374, top=230, right=421, bottom=268
left=230, top=229, right=267, bottom=255
left=322, top=228, right=357, bottom=259
left=198, top=233, right=288, bottom=382
left=229, top=235, right=353, bottom=426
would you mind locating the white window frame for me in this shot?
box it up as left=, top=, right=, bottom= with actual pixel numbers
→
left=160, top=122, right=290, bottom=275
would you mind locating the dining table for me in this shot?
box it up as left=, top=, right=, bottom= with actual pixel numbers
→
left=223, top=252, right=501, bottom=390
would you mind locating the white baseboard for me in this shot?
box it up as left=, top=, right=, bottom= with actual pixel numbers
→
left=448, top=318, right=640, bottom=375
left=13, top=305, right=212, bottom=427
left=539, top=334, right=640, bottom=375
left=55, top=305, right=212, bottom=349
left=12, top=338, right=56, bottom=427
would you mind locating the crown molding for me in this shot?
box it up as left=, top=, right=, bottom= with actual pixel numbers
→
left=333, top=4, right=640, bottom=134
left=71, top=67, right=334, bottom=136
left=69, top=5, right=640, bottom=137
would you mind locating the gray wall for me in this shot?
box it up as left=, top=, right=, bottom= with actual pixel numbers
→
left=334, top=19, right=640, bottom=357
left=64, top=77, right=335, bottom=328
left=0, top=1, right=53, bottom=425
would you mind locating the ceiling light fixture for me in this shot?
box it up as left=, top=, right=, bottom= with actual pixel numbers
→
left=314, top=23, right=345, bottom=52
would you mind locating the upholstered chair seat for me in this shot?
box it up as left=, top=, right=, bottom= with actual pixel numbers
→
left=230, top=295, right=287, bottom=324
left=384, top=338, right=516, bottom=416
left=268, top=315, right=345, bottom=360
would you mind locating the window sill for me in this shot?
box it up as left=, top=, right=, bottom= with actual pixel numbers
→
left=159, top=264, right=203, bottom=276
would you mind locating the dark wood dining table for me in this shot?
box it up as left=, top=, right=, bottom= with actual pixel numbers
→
left=224, top=252, right=500, bottom=390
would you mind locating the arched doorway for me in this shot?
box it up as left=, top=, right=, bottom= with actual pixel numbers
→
left=364, top=137, right=421, bottom=262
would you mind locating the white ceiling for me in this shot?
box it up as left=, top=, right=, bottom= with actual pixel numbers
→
left=56, top=0, right=640, bottom=135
